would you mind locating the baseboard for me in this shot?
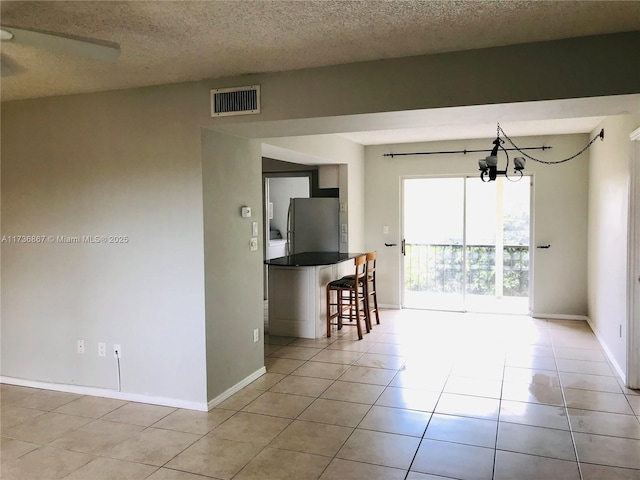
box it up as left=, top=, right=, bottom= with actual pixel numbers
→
left=585, top=318, right=626, bottom=382
left=532, top=313, right=589, bottom=321
left=207, top=366, right=266, bottom=411
left=0, top=376, right=208, bottom=412
left=379, top=304, right=401, bottom=310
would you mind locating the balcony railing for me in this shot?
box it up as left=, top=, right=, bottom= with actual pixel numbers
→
left=404, top=243, right=529, bottom=297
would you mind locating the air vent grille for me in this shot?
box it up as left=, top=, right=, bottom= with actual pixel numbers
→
left=210, top=85, right=260, bottom=117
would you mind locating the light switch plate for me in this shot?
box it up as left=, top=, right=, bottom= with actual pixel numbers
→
left=252, top=221, right=258, bottom=236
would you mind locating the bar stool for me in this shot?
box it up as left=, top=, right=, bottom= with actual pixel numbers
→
left=342, top=251, right=380, bottom=330
left=364, top=251, right=381, bottom=326
left=326, top=254, right=369, bottom=340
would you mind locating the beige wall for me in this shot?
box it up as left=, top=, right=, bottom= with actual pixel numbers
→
left=210, top=32, right=639, bottom=135
left=588, top=113, right=640, bottom=378
left=202, top=130, right=264, bottom=401
left=1, top=31, right=638, bottom=408
left=1, top=90, right=208, bottom=406
left=364, top=134, right=591, bottom=315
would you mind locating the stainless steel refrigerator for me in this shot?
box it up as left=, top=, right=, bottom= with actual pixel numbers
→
left=287, top=198, right=340, bottom=254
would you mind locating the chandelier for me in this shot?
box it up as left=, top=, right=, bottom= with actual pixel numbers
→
left=478, top=124, right=605, bottom=182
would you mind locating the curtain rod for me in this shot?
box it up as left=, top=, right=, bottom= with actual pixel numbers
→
left=383, top=146, right=551, bottom=158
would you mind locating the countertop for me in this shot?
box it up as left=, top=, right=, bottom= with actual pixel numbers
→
left=264, top=252, right=363, bottom=267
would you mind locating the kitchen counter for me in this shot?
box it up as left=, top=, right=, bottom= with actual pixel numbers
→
left=265, top=252, right=362, bottom=338
left=264, top=252, right=362, bottom=267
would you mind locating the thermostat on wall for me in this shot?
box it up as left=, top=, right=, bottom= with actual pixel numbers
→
left=241, top=206, right=252, bottom=218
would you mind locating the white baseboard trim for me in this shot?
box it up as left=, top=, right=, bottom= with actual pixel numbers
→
left=532, top=313, right=589, bottom=321
left=585, top=318, right=626, bottom=383
left=0, top=376, right=209, bottom=412
left=207, top=366, right=266, bottom=411
left=379, top=304, right=401, bottom=310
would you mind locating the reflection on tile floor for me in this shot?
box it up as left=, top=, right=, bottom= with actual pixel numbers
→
left=2, top=309, right=640, bottom=479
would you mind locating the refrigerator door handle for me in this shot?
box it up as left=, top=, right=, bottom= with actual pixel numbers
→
left=286, top=202, right=292, bottom=255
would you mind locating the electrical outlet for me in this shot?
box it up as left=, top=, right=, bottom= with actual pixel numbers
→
left=341, top=233, right=348, bottom=243
left=383, top=225, right=389, bottom=234
left=249, top=237, right=258, bottom=251
left=77, top=339, right=85, bottom=354
left=113, top=344, right=122, bottom=358
left=98, top=342, right=106, bottom=357
left=253, top=328, right=259, bottom=343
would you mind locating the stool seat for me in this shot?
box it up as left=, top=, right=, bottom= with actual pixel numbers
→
left=328, top=277, right=364, bottom=289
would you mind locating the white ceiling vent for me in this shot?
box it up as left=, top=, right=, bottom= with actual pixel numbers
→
left=210, top=85, right=260, bottom=117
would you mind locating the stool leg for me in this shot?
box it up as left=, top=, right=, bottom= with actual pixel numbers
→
left=361, top=288, right=370, bottom=334
left=363, top=282, right=372, bottom=332
left=353, top=289, right=363, bottom=340
left=338, top=289, right=344, bottom=330
left=326, top=286, right=332, bottom=338
left=372, top=284, right=380, bottom=325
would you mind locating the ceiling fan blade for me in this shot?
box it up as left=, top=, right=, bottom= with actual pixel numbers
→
left=1, top=26, right=120, bottom=62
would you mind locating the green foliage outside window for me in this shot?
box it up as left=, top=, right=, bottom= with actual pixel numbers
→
left=405, top=244, right=529, bottom=297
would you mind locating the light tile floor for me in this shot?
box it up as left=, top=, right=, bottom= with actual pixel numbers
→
left=2, top=309, right=640, bottom=479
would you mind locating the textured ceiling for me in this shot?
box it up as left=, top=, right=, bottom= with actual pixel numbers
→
left=1, top=0, right=640, bottom=103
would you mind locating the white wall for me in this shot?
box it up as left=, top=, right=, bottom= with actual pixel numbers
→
left=1, top=90, right=208, bottom=407
left=268, top=177, right=310, bottom=236
left=364, top=134, right=590, bottom=315
left=588, top=113, right=640, bottom=379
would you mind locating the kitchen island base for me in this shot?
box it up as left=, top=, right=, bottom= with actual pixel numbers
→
left=266, top=253, right=361, bottom=339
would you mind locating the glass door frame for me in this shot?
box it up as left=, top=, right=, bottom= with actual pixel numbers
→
left=400, top=174, right=533, bottom=313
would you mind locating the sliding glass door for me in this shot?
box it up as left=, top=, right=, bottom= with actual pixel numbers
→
left=402, top=176, right=530, bottom=314
left=403, top=178, right=465, bottom=310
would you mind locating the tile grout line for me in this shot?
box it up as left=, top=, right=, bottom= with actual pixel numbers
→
left=402, top=361, right=454, bottom=480
left=267, top=333, right=389, bottom=480
left=551, top=322, right=584, bottom=480
left=491, top=346, right=508, bottom=480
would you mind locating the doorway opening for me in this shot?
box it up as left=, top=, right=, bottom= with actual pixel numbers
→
left=402, top=175, right=531, bottom=314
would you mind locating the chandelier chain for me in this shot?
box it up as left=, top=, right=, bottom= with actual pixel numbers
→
left=497, top=125, right=601, bottom=165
